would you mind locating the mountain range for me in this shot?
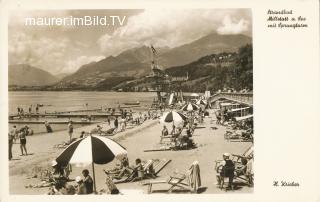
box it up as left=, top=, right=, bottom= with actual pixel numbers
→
left=9, top=32, right=252, bottom=90
left=9, top=64, right=59, bottom=86
left=113, top=44, right=253, bottom=93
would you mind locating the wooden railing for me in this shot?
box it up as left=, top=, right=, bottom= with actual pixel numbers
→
left=209, top=92, right=253, bottom=106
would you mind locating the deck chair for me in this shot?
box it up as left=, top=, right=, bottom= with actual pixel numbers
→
left=233, top=157, right=254, bottom=187
left=143, top=161, right=201, bottom=194
left=231, top=145, right=253, bottom=163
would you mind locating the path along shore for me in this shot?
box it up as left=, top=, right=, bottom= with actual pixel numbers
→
left=9, top=109, right=252, bottom=194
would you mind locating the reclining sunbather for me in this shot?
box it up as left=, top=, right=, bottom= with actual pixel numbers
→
left=104, top=156, right=132, bottom=178
left=106, top=158, right=155, bottom=183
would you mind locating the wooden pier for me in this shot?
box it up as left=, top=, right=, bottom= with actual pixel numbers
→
left=9, top=112, right=122, bottom=120
left=9, top=120, right=101, bottom=124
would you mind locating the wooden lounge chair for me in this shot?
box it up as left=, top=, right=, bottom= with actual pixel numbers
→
left=142, top=161, right=201, bottom=194
left=143, top=172, right=190, bottom=194
left=231, top=145, right=253, bottom=163
left=231, top=147, right=254, bottom=187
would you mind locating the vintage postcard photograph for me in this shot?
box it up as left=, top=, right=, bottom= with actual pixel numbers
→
left=2, top=1, right=320, bottom=202
left=7, top=8, right=253, bottom=195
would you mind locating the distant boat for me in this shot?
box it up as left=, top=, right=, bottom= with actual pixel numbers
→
left=123, top=101, right=140, bottom=106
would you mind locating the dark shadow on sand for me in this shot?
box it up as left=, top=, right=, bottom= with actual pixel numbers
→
left=10, top=158, right=21, bottom=161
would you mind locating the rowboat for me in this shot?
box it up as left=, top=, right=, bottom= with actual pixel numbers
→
left=123, top=101, right=140, bottom=106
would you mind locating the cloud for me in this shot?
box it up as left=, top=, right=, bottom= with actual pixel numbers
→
left=8, top=32, right=103, bottom=74
left=65, top=55, right=105, bottom=73
left=98, top=9, right=251, bottom=56
left=8, top=9, right=251, bottom=74
left=9, top=33, right=69, bottom=72
left=217, top=15, right=249, bottom=35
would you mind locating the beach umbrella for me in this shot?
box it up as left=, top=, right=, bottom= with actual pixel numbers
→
left=55, top=135, right=127, bottom=193
left=181, top=103, right=200, bottom=111
left=160, top=111, right=187, bottom=123
left=196, top=99, right=207, bottom=106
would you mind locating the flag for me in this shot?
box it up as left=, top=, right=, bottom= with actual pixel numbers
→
left=151, top=45, right=157, bottom=55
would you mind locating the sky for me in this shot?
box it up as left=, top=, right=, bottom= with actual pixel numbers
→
left=8, top=9, right=252, bottom=75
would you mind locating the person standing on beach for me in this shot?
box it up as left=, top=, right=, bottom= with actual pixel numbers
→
left=114, top=117, right=118, bottom=129
left=68, top=121, right=73, bottom=143
left=19, top=128, right=28, bottom=156
left=11, top=125, right=18, bottom=143
left=8, top=132, right=14, bottom=160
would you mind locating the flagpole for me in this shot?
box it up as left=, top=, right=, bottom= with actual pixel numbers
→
left=90, top=135, right=97, bottom=194
left=92, top=162, right=97, bottom=194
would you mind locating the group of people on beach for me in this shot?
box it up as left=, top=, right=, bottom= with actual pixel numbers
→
left=13, top=96, right=254, bottom=194
left=16, top=104, right=41, bottom=116
left=47, top=154, right=152, bottom=195
left=8, top=125, right=32, bottom=160
left=64, top=109, right=157, bottom=144
left=48, top=160, right=121, bottom=195
left=160, top=122, right=195, bottom=149
left=48, top=161, right=97, bottom=195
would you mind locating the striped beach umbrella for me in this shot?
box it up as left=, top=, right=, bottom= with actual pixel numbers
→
left=160, top=111, right=187, bottom=123
left=196, top=99, right=207, bottom=106
left=181, top=103, right=200, bottom=111
left=56, top=135, right=127, bottom=192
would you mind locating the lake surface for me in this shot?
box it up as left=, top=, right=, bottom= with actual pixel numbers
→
left=9, top=91, right=156, bottom=114
left=8, top=91, right=157, bottom=134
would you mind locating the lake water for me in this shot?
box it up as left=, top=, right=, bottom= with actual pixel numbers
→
left=9, top=91, right=157, bottom=134
left=9, top=91, right=156, bottom=114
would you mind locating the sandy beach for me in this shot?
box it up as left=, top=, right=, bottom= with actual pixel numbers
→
left=9, top=109, right=252, bottom=194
